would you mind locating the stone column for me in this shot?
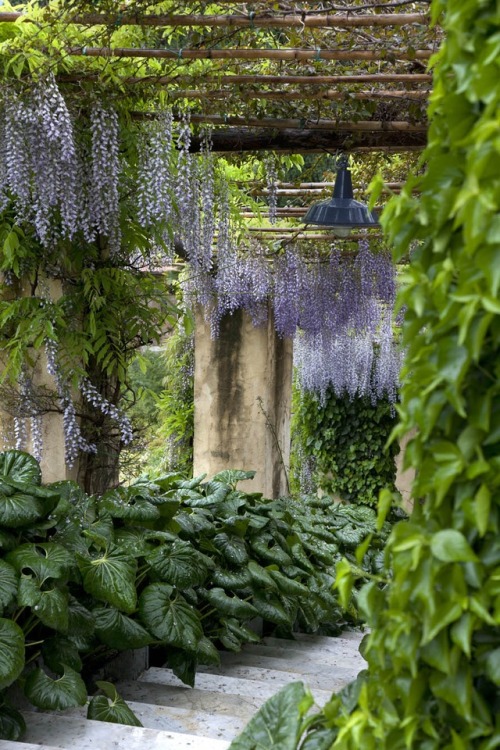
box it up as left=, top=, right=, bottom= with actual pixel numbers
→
left=193, top=307, right=293, bottom=498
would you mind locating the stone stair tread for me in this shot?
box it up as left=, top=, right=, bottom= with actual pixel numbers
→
left=263, top=634, right=365, bottom=652
left=56, top=700, right=250, bottom=743
left=286, top=630, right=369, bottom=644
left=0, top=744, right=63, bottom=750
left=250, top=642, right=366, bottom=665
left=196, top=663, right=356, bottom=692
left=116, top=681, right=274, bottom=721
left=207, top=651, right=360, bottom=678
left=115, top=678, right=310, bottom=714
left=19, top=711, right=231, bottom=750
left=139, top=668, right=334, bottom=704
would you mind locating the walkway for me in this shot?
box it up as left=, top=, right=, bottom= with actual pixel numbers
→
left=3, top=631, right=365, bottom=749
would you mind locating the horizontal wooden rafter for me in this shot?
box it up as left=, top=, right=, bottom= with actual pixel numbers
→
left=144, top=88, right=430, bottom=102
left=172, top=114, right=427, bottom=131
left=68, top=46, right=433, bottom=62
left=188, top=127, right=426, bottom=153
left=0, top=12, right=430, bottom=28
left=58, top=73, right=432, bottom=86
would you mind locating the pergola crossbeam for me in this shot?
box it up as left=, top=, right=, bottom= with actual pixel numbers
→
left=0, top=12, right=430, bottom=29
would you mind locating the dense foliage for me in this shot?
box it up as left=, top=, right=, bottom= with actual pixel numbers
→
left=292, top=385, right=399, bottom=504
left=230, top=1, right=500, bottom=748
left=0, top=449, right=400, bottom=740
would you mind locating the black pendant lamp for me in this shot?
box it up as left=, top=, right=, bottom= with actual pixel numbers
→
left=301, top=156, right=379, bottom=237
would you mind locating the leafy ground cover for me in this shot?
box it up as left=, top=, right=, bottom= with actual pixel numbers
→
left=0, top=450, right=403, bottom=740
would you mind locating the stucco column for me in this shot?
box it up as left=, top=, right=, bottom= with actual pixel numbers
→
left=193, top=307, right=293, bottom=498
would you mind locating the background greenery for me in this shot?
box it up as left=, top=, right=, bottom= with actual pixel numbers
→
left=291, top=384, right=399, bottom=504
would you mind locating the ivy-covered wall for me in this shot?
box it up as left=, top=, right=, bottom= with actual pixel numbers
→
left=291, top=385, right=398, bottom=505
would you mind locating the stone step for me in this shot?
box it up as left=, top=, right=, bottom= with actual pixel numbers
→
left=228, top=643, right=366, bottom=669
left=196, top=662, right=355, bottom=693
left=139, top=667, right=334, bottom=705
left=18, top=711, right=231, bottom=750
left=202, top=650, right=360, bottom=682
left=0, top=744, right=62, bottom=750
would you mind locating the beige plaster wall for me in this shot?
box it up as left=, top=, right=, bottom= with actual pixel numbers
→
left=395, top=429, right=416, bottom=512
left=193, top=307, right=293, bottom=498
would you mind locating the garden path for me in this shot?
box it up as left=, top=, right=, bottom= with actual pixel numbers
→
left=3, top=631, right=365, bottom=750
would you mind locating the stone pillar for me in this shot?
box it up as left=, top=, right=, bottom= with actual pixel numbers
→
left=0, top=277, right=77, bottom=484
left=193, top=307, right=293, bottom=498
left=395, top=430, right=416, bottom=512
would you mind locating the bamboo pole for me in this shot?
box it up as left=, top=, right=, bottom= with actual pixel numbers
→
left=59, top=73, right=432, bottom=85
left=249, top=233, right=383, bottom=241
left=69, top=46, right=433, bottom=62
left=0, top=12, right=430, bottom=28
left=176, top=114, right=427, bottom=131
left=161, top=88, right=430, bottom=101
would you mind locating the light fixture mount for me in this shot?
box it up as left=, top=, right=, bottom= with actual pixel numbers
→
left=301, top=155, right=379, bottom=233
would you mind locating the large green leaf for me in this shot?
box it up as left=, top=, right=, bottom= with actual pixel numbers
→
left=269, top=570, right=309, bottom=597
left=77, top=547, right=137, bottom=613
left=247, top=561, right=278, bottom=590
left=24, top=665, right=87, bottom=710
left=0, top=701, right=26, bottom=741
left=196, top=635, right=221, bottom=666
left=99, top=489, right=160, bottom=522
left=165, top=648, right=197, bottom=687
left=203, top=588, right=258, bottom=620
left=42, top=637, right=83, bottom=674
left=145, top=539, right=213, bottom=588
left=67, top=594, right=95, bottom=637
left=212, top=470, right=256, bottom=487
left=88, top=681, right=142, bottom=726
left=7, top=542, right=75, bottom=579
left=94, top=607, right=153, bottom=650
left=0, top=493, right=45, bottom=528
left=139, top=582, right=203, bottom=648
left=0, top=529, right=17, bottom=553
left=212, top=567, right=251, bottom=590
left=252, top=593, right=292, bottom=627
left=18, top=577, right=69, bottom=632
left=0, top=560, right=18, bottom=611
left=0, top=451, right=41, bottom=484
left=214, top=533, right=249, bottom=565
left=229, top=682, right=313, bottom=750
left=0, top=618, right=25, bottom=690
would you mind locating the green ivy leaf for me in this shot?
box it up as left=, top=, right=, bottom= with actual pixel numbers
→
left=24, top=665, right=87, bottom=710
left=0, top=618, right=25, bottom=690
left=430, top=530, right=478, bottom=562
left=88, top=681, right=142, bottom=726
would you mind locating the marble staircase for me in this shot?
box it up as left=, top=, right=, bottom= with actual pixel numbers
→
left=1, top=631, right=365, bottom=750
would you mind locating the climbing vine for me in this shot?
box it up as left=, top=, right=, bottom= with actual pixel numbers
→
left=291, top=384, right=399, bottom=504
left=230, top=0, right=500, bottom=747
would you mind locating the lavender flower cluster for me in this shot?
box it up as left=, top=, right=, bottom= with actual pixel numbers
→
left=189, top=238, right=400, bottom=403
left=45, top=339, right=96, bottom=467
left=79, top=378, right=133, bottom=445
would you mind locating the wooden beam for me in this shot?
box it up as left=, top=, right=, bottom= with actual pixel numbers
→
left=0, top=12, right=430, bottom=28
left=68, top=46, right=433, bottom=63
left=177, top=114, right=427, bottom=132
left=157, top=88, right=430, bottom=102
left=59, top=73, right=432, bottom=86
left=188, top=128, right=427, bottom=153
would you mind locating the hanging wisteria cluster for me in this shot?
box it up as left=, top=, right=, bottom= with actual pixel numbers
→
left=0, top=73, right=400, bottom=468
left=188, top=239, right=401, bottom=403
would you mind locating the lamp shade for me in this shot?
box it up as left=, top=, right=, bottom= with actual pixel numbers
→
left=301, top=162, right=379, bottom=230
